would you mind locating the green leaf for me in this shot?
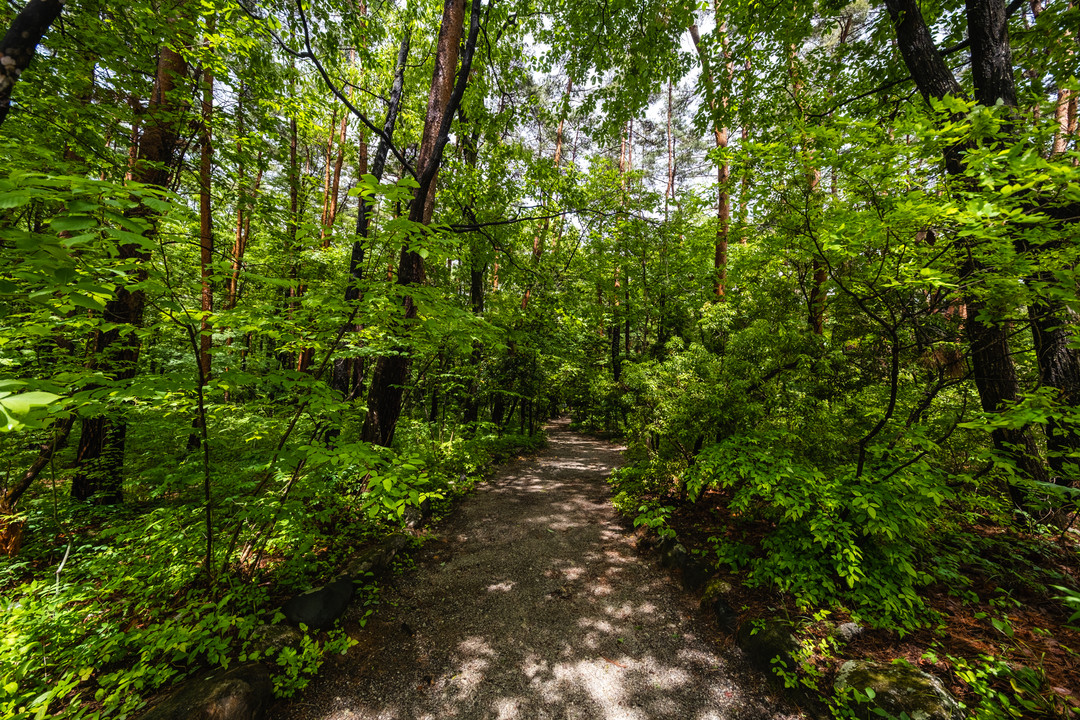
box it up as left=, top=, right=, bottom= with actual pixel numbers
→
left=0, top=391, right=62, bottom=431
left=51, top=215, right=98, bottom=232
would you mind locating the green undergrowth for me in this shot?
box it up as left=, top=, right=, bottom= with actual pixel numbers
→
left=0, top=414, right=545, bottom=719
left=612, top=456, right=1080, bottom=718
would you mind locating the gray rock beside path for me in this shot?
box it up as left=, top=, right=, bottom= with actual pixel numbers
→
left=835, top=659, right=963, bottom=720
left=736, top=619, right=801, bottom=673
left=282, top=577, right=355, bottom=631
left=281, top=533, right=414, bottom=632
left=832, top=622, right=864, bottom=644
left=139, top=662, right=272, bottom=720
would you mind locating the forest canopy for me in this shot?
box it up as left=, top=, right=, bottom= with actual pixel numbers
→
left=1, top=0, right=1079, bottom=717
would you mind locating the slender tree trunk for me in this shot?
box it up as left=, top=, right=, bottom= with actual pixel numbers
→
left=1053, top=87, right=1073, bottom=157
left=319, top=105, right=338, bottom=246
left=199, top=54, right=215, bottom=364
left=285, top=106, right=302, bottom=372
left=331, top=27, right=410, bottom=400
left=689, top=17, right=730, bottom=300
left=666, top=80, right=675, bottom=219
left=2, top=416, right=74, bottom=513
left=328, top=112, right=348, bottom=227
left=522, top=78, right=571, bottom=310
left=188, top=42, right=215, bottom=451
left=808, top=18, right=851, bottom=335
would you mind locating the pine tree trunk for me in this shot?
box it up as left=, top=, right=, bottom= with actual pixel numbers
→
left=362, top=0, right=479, bottom=446
left=690, top=17, right=730, bottom=300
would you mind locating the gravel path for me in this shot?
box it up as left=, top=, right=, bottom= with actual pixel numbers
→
left=270, top=419, right=799, bottom=720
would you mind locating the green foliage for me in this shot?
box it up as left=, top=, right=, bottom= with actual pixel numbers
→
left=683, top=432, right=945, bottom=629
left=948, top=653, right=1075, bottom=720
left=268, top=625, right=356, bottom=699
left=1052, top=586, right=1080, bottom=630
left=1, top=0, right=1079, bottom=714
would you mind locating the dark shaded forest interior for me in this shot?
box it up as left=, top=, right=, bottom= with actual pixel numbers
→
left=0, top=0, right=1079, bottom=717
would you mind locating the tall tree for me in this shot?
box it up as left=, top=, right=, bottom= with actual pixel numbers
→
left=883, top=0, right=1054, bottom=491
left=72, top=39, right=190, bottom=503
left=361, top=0, right=482, bottom=446
left=689, top=7, right=731, bottom=301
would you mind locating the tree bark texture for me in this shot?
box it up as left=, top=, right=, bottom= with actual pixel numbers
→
left=0, top=0, right=64, bottom=127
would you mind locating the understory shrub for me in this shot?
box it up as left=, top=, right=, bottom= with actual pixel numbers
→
left=683, top=430, right=952, bottom=630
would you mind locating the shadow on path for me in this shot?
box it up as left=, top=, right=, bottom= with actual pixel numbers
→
left=270, top=419, right=795, bottom=720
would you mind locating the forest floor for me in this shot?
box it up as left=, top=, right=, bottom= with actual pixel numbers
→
left=268, top=418, right=800, bottom=720
left=665, top=490, right=1080, bottom=718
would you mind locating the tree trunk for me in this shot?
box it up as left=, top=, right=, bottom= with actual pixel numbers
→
left=319, top=105, right=340, bottom=247
left=0, top=0, right=64, bottom=127
left=884, top=0, right=1050, bottom=492
left=331, top=27, right=411, bottom=401
left=690, top=17, right=730, bottom=300
left=72, top=44, right=188, bottom=503
left=967, top=0, right=1079, bottom=486
left=188, top=42, right=215, bottom=451
left=328, top=112, right=348, bottom=229
left=362, top=0, right=480, bottom=446
left=2, top=415, right=74, bottom=513
left=1028, top=281, right=1080, bottom=482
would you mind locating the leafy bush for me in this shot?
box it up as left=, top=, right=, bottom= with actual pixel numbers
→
left=683, top=431, right=950, bottom=629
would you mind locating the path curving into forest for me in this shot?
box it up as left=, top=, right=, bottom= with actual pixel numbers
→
left=270, top=419, right=797, bottom=720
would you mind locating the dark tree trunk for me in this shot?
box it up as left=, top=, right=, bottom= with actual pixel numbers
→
left=966, top=0, right=1018, bottom=110
left=883, top=0, right=1049, bottom=493
left=810, top=260, right=827, bottom=335
left=1028, top=287, right=1080, bottom=482
left=0, top=0, right=64, bottom=127
left=362, top=0, right=481, bottom=446
left=962, top=269, right=1049, bottom=491
left=967, top=0, right=1080, bottom=485
left=2, top=415, right=74, bottom=512
left=610, top=322, right=621, bottom=382
left=331, top=28, right=410, bottom=401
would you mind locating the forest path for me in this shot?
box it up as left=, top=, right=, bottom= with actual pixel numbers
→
left=270, top=418, right=795, bottom=720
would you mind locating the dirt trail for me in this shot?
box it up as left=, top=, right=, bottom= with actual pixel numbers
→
left=270, top=419, right=797, bottom=720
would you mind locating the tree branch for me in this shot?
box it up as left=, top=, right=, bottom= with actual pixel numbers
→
left=235, top=0, right=417, bottom=180
left=809, top=0, right=1026, bottom=118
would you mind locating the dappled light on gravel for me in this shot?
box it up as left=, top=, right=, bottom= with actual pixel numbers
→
left=269, top=419, right=794, bottom=720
